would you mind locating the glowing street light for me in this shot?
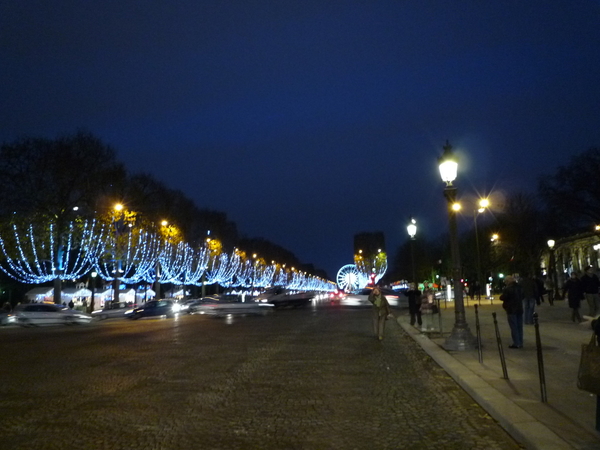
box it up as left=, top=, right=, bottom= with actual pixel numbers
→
left=89, top=271, right=97, bottom=313
left=407, top=217, right=417, bottom=283
left=474, top=198, right=490, bottom=304
left=111, top=203, right=126, bottom=305
left=547, top=239, right=558, bottom=303
left=438, top=141, right=476, bottom=351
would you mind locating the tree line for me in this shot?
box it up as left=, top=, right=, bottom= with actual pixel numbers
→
left=0, top=131, right=328, bottom=303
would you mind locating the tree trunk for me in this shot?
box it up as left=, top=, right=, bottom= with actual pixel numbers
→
left=53, top=278, right=62, bottom=305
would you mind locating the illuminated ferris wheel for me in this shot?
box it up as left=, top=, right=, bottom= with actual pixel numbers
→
left=336, top=264, right=361, bottom=291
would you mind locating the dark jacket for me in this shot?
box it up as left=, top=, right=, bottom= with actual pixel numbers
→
left=520, top=277, right=538, bottom=299
left=406, top=289, right=422, bottom=314
left=563, top=277, right=584, bottom=309
left=580, top=272, right=600, bottom=294
left=500, top=282, right=524, bottom=315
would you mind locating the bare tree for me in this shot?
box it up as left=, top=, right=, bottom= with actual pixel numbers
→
left=539, top=147, right=600, bottom=235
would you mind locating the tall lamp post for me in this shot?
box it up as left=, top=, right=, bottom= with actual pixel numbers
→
left=474, top=198, right=489, bottom=303
left=250, top=253, right=258, bottom=298
left=112, top=203, right=124, bottom=306
left=89, top=271, right=97, bottom=313
left=547, top=239, right=559, bottom=302
left=438, top=141, right=477, bottom=351
left=407, top=217, right=417, bottom=283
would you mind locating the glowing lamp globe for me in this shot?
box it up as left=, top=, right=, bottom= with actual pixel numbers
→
left=438, top=140, right=458, bottom=185
left=407, top=218, right=417, bottom=239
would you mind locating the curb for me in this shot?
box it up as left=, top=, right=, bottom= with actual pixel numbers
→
left=399, top=320, right=574, bottom=450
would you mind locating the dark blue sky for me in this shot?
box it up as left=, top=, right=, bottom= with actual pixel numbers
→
left=2, top=1, right=600, bottom=279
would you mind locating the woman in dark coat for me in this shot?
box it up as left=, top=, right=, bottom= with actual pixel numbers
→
left=405, top=283, right=422, bottom=327
left=562, top=272, right=584, bottom=323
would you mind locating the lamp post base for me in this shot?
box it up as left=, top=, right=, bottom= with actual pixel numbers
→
left=443, top=323, right=477, bottom=351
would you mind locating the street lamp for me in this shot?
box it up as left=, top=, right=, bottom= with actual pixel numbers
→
left=112, top=203, right=125, bottom=305
left=474, top=198, right=489, bottom=303
left=438, top=141, right=476, bottom=351
left=89, top=271, right=97, bottom=313
left=250, top=253, right=258, bottom=298
left=407, top=217, right=417, bottom=283
left=547, top=239, right=559, bottom=303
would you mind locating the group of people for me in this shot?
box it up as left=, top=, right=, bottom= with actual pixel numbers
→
left=501, top=267, right=600, bottom=349
left=405, top=282, right=437, bottom=328
left=561, top=266, right=600, bottom=322
left=367, top=282, right=438, bottom=341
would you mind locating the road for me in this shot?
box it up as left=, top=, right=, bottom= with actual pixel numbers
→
left=0, top=301, right=522, bottom=449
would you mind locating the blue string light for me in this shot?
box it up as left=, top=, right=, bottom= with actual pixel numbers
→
left=0, top=217, right=337, bottom=293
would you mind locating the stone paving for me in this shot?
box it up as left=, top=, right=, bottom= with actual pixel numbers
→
left=0, top=304, right=522, bottom=449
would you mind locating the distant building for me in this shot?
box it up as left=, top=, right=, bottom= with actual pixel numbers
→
left=543, top=230, right=600, bottom=288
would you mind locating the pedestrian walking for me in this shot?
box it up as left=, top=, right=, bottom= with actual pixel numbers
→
left=562, top=271, right=584, bottom=323
left=472, top=280, right=482, bottom=302
left=405, top=282, right=422, bottom=327
left=68, top=300, right=74, bottom=309
left=500, top=275, right=524, bottom=349
left=520, top=273, right=538, bottom=325
left=535, top=275, right=545, bottom=305
left=368, top=286, right=390, bottom=341
left=580, top=266, right=600, bottom=317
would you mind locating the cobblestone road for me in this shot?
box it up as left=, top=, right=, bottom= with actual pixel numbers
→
left=0, top=304, right=521, bottom=449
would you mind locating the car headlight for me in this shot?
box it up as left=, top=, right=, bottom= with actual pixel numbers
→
left=172, top=304, right=181, bottom=313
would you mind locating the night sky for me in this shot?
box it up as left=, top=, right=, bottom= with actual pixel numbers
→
left=2, top=1, right=600, bottom=279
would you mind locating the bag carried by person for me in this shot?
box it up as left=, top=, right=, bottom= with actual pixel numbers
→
left=577, top=331, right=600, bottom=395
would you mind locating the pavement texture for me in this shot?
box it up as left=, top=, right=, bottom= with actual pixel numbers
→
left=399, top=295, right=600, bottom=450
left=0, top=301, right=521, bottom=450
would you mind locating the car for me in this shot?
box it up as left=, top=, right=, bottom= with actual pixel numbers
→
left=328, top=290, right=347, bottom=302
left=189, top=296, right=272, bottom=317
left=342, top=288, right=406, bottom=308
left=12, top=303, right=93, bottom=326
left=91, top=302, right=134, bottom=320
left=178, top=298, right=212, bottom=313
left=254, top=287, right=314, bottom=308
left=1, top=310, right=16, bottom=326
left=126, top=300, right=177, bottom=320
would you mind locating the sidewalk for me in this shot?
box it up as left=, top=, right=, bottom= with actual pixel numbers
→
left=397, top=296, right=600, bottom=450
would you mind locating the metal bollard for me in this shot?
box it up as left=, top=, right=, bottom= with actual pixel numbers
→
left=533, top=312, right=548, bottom=403
left=475, top=304, right=483, bottom=363
left=597, top=396, right=600, bottom=432
left=492, top=312, right=509, bottom=379
left=437, top=297, right=443, bottom=335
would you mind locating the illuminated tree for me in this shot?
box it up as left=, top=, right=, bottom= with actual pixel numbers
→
left=93, top=205, right=160, bottom=304
left=232, top=259, right=253, bottom=288
left=0, top=219, right=106, bottom=285
left=354, top=250, right=388, bottom=287
left=273, top=265, right=290, bottom=287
